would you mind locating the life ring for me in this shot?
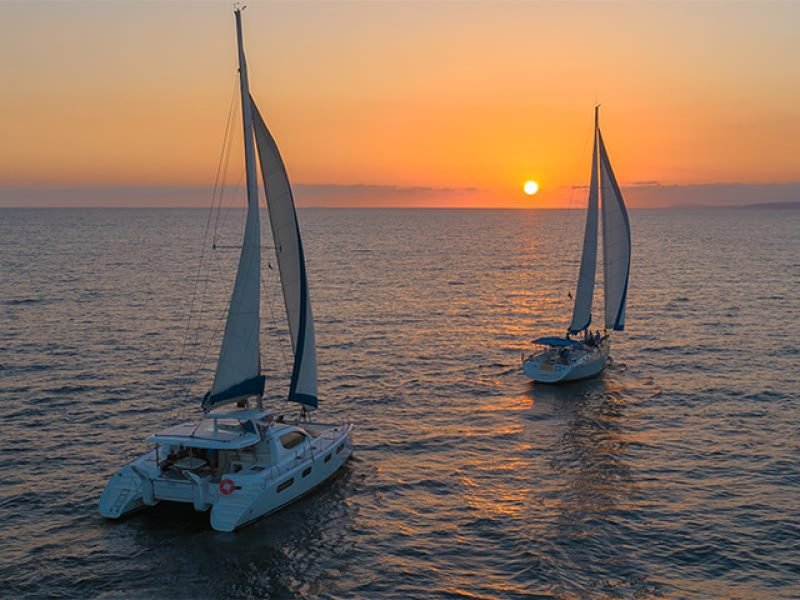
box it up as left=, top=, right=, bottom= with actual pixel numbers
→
left=219, top=479, right=236, bottom=495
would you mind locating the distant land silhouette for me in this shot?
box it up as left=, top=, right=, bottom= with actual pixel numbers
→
left=0, top=182, right=798, bottom=209
left=670, top=201, right=800, bottom=209
left=623, top=182, right=800, bottom=210
left=731, top=201, right=800, bottom=209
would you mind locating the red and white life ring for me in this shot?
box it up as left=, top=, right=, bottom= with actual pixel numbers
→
left=219, top=479, right=236, bottom=495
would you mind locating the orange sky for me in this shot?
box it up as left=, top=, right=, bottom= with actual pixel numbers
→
left=1, top=1, right=798, bottom=208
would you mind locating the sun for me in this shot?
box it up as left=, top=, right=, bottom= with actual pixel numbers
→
left=524, top=180, right=539, bottom=196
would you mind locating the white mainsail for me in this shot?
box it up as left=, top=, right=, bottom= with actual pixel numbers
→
left=568, top=111, right=600, bottom=335
left=252, top=101, right=318, bottom=408
left=204, top=10, right=264, bottom=410
left=599, top=131, right=631, bottom=331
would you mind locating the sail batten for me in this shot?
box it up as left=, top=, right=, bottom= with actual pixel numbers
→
left=252, top=100, right=318, bottom=408
left=599, top=131, right=631, bottom=331
left=568, top=122, right=599, bottom=335
left=203, top=10, right=262, bottom=411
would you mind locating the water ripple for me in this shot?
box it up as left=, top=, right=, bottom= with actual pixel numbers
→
left=0, top=208, right=799, bottom=598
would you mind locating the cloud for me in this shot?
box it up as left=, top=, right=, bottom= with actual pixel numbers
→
left=0, top=185, right=210, bottom=208
left=0, top=183, right=482, bottom=208
left=296, top=183, right=479, bottom=197
left=293, top=183, right=480, bottom=207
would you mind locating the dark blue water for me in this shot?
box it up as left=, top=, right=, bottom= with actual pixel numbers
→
left=1, top=208, right=799, bottom=598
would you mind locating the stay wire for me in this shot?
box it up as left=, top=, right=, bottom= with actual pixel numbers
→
left=170, top=74, right=239, bottom=418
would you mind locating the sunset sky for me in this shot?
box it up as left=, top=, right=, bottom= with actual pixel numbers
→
left=1, top=0, right=798, bottom=208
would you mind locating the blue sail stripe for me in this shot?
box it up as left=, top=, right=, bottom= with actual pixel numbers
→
left=568, top=314, right=592, bottom=335
left=202, top=375, right=266, bottom=410
left=287, top=223, right=318, bottom=408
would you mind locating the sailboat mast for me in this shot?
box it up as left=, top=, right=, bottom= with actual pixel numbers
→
left=592, top=104, right=601, bottom=337
left=201, top=10, right=265, bottom=411
left=235, top=8, right=262, bottom=407
left=567, top=108, right=600, bottom=336
left=235, top=9, right=259, bottom=231
left=594, top=106, right=601, bottom=208
left=591, top=110, right=598, bottom=341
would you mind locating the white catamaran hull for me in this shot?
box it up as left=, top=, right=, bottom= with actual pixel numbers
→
left=99, top=10, right=355, bottom=534
left=99, top=423, right=353, bottom=532
left=523, top=338, right=610, bottom=383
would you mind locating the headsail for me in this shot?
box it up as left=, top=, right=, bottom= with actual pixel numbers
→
left=568, top=109, right=600, bottom=335
left=203, top=9, right=264, bottom=410
left=252, top=101, right=318, bottom=408
left=599, top=130, right=631, bottom=331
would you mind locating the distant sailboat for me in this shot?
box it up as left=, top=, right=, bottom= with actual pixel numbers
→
left=523, top=107, right=631, bottom=383
left=99, top=8, right=353, bottom=532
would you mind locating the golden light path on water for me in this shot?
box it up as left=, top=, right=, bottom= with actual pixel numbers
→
left=0, top=207, right=798, bottom=598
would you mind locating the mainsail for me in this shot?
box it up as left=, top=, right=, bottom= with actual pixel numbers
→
left=599, top=131, right=631, bottom=331
left=568, top=111, right=599, bottom=334
left=252, top=101, right=319, bottom=408
left=203, top=10, right=264, bottom=410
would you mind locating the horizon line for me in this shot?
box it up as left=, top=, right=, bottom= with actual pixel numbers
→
left=1, top=181, right=798, bottom=209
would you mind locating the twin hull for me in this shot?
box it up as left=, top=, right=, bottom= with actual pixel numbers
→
left=99, top=424, right=353, bottom=532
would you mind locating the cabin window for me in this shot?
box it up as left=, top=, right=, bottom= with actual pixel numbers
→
left=302, top=466, right=312, bottom=478
left=336, top=444, right=344, bottom=454
left=280, top=431, right=306, bottom=450
left=324, top=453, right=331, bottom=463
left=277, top=478, right=294, bottom=493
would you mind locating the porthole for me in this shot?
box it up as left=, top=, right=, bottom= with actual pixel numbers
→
left=277, top=478, right=294, bottom=493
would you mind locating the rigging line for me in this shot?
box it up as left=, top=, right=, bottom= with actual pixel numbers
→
left=181, top=166, right=247, bottom=396
left=176, top=121, right=236, bottom=398
left=215, top=167, right=247, bottom=244
left=561, top=117, right=596, bottom=309
left=183, top=248, right=235, bottom=400
left=171, top=73, right=240, bottom=416
left=212, top=79, right=241, bottom=247
left=180, top=96, right=242, bottom=398
left=175, top=81, right=236, bottom=389
left=187, top=164, right=244, bottom=382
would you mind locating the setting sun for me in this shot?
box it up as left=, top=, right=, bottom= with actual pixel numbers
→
left=524, top=180, right=539, bottom=196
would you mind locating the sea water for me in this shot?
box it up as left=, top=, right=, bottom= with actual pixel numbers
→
left=1, top=207, right=798, bottom=598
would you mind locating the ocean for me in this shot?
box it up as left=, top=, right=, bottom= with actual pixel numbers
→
left=1, top=207, right=798, bottom=598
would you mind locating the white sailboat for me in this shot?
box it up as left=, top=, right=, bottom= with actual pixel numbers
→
left=99, top=9, right=353, bottom=532
left=523, top=107, right=631, bottom=383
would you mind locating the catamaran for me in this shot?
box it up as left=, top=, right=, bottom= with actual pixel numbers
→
left=99, top=9, right=353, bottom=532
left=523, top=107, right=631, bottom=383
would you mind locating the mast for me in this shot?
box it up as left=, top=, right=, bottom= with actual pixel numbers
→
left=567, top=107, right=600, bottom=336
left=202, top=8, right=264, bottom=410
left=235, top=8, right=259, bottom=230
